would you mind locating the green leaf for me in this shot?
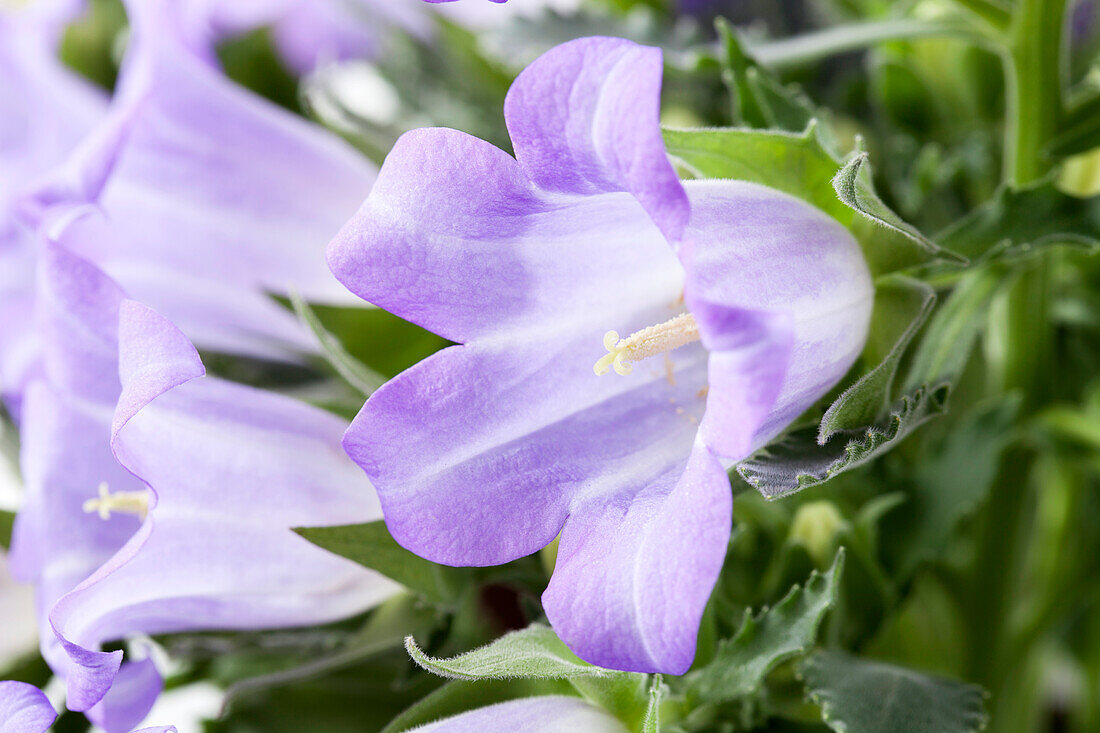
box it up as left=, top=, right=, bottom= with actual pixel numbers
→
left=834, top=153, right=966, bottom=271
left=405, top=624, right=620, bottom=682
left=406, top=625, right=650, bottom=727
left=738, top=384, right=950, bottom=498
left=289, top=292, right=387, bottom=396
left=820, top=277, right=936, bottom=438
left=662, top=124, right=957, bottom=274
left=936, top=179, right=1100, bottom=261
left=0, top=510, right=12, bottom=551
left=885, top=397, right=1021, bottom=580
left=801, top=650, right=989, bottom=733
left=382, top=680, right=578, bottom=733
left=295, top=521, right=464, bottom=605
left=903, top=266, right=1007, bottom=391
left=687, top=550, right=844, bottom=704
left=716, top=19, right=817, bottom=132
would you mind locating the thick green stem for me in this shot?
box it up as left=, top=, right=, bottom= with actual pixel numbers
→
left=969, top=3, right=1067, bottom=731
left=1003, top=0, right=1066, bottom=185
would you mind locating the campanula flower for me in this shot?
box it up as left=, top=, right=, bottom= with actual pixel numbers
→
left=9, top=244, right=398, bottom=731
left=0, top=681, right=177, bottom=733
left=178, top=0, right=431, bottom=74
left=329, top=37, right=873, bottom=674
left=21, top=0, right=376, bottom=368
left=0, top=6, right=105, bottom=412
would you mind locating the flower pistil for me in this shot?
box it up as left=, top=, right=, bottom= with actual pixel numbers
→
left=594, top=312, right=700, bottom=376
left=83, top=482, right=150, bottom=521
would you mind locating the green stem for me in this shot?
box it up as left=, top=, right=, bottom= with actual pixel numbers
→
left=1002, top=0, right=1067, bottom=185
left=749, top=19, right=988, bottom=69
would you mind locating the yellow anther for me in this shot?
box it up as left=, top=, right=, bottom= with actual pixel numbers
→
left=83, top=482, right=150, bottom=521
left=594, top=313, right=701, bottom=377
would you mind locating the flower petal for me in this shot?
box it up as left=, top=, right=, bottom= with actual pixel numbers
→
left=0, top=19, right=105, bottom=409
left=680, top=181, right=874, bottom=455
left=0, top=681, right=56, bottom=733
left=23, top=0, right=376, bottom=362
left=48, top=300, right=398, bottom=716
left=328, top=127, right=683, bottom=345
left=410, top=695, right=627, bottom=733
left=344, top=299, right=710, bottom=567
left=503, top=37, right=688, bottom=240
left=543, top=442, right=730, bottom=674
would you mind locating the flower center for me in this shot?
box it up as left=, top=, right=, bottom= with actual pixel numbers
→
left=83, top=482, right=150, bottom=521
left=594, top=312, right=700, bottom=376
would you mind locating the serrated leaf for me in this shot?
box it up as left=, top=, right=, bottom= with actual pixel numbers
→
left=289, top=292, right=386, bottom=396
left=295, top=521, right=464, bottom=605
left=662, top=124, right=955, bottom=274
left=405, top=625, right=617, bottom=682
left=738, top=384, right=950, bottom=498
left=688, top=550, right=844, bottom=703
left=834, top=153, right=966, bottom=271
left=936, top=179, right=1100, bottom=260
left=801, top=650, right=988, bottom=733
left=820, top=277, right=936, bottom=439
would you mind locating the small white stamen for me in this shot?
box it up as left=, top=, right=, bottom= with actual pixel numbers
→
left=594, top=313, right=701, bottom=377
left=83, top=482, right=150, bottom=521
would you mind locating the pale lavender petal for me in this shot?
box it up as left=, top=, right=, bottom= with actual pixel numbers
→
left=0, top=18, right=105, bottom=409
left=85, top=657, right=163, bottom=733
left=680, top=181, right=873, bottom=452
left=410, top=695, right=627, bottom=732
left=0, top=681, right=56, bottom=733
left=503, top=37, right=688, bottom=240
left=24, top=0, right=376, bottom=362
left=329, top=127, right=683, bottom=344
left=544, top=443, right=729, bottom=673
left=48, top=300, right=398, bottom=716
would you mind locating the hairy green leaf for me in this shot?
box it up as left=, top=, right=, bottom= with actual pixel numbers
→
left=801, top=650, right=988, bottom=733
left=405, top=624, right=616, bottom=682
left=406, top=625, right=650, bottom=726
left=688, top=550, right=844, bottom=703
left=295, top=521, right=464, bottom=605
left=738, top=385, right=950, bottom=498
left=820, top=277, right=936, bottom=438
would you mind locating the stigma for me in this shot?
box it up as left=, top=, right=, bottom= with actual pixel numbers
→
left=594, top=312, right=700, bottom=376
left=83, top=482, right=150, bottom=521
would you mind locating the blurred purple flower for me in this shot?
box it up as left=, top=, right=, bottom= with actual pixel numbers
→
left=412, top=696, right=628, bottom=732
left=9, top=244, right=397, bottom=732
left=329, top=37, right=873, bottom=674
left=19, top=0, right=376, bottom=373
left=0, top=9, right=106, bottom=414
left=179, top=0, right=432, bottom=74
left=0, top=680, right=177, bottom=733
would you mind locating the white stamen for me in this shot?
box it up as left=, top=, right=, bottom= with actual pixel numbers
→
left=83, top=482, right=150, bottom=521
left=594, top=313, right=701, bottom=376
